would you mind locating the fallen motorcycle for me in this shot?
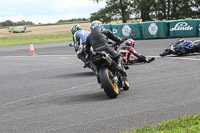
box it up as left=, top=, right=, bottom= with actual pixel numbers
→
left=88, top=42, right=129, bottom=98
left=160, top=39, right=200, bottom=56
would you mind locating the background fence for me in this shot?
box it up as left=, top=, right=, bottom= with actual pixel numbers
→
left=103, top=19, right=200, bottom=39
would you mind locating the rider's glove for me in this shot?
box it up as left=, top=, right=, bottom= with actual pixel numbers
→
left=119, top=38, right=124, bottom=43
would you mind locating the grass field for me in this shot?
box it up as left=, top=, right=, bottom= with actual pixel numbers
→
left=0, top=23, right=86, bottom=46
left=0, top=32, right=72, bottom=46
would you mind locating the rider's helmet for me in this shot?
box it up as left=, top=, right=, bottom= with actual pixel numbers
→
left=125, top=39, right=135, bottom=47
left=90, top=20, right=104, bottom=30
left=71, top=24, right=82, bottom=35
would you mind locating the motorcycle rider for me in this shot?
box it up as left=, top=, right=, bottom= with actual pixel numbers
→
left=70, top=24, right=90, bottom=68
left=119, top=39, right=155, bottom=64
left=85, top=20, right=127, bottom=76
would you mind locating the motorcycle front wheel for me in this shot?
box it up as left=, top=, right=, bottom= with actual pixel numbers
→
left=160, top=49, right=170, bottom=56
left=123, top=79, right=129, bottom=90
left=99, top=68, right=119, bottom=98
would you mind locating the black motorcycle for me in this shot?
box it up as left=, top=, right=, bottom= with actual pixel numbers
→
left=88, top=42, right=129, bottom=98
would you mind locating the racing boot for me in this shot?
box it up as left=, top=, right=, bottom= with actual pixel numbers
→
left=147, top=57, right=155, bottom=63
left=83, top=59, right=90, bottom=68
left=116, top=55, right=127, bottom=76
left=78, top=54, right=90, bottom=68
left=124, top=65, right=129, bottom=70
left=83, top=63, right=89, bottom=68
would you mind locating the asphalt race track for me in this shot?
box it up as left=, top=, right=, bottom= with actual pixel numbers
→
left=0, top=37, right=200, bottom=133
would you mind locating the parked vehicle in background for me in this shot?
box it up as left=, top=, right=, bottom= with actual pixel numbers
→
left=9, top=26, right=26, bottom=33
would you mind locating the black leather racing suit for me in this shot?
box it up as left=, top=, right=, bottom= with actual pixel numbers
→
left=85, top=27, right=126, bottom=75
left=85, top=27, right=122, bottom=57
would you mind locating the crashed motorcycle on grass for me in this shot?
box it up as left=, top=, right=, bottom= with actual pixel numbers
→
left=88, top=42, right=129, bottom=99
left=160, top=39, right=200, bottom=57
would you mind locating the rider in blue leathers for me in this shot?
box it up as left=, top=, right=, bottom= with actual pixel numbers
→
left=70, top=24, right=90, bottom=68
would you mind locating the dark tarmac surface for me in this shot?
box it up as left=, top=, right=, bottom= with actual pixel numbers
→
left=0, top=38, right=200, bottom=133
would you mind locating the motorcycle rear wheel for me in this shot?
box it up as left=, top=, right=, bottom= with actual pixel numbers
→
left=99, top=68, right=119, bottom=98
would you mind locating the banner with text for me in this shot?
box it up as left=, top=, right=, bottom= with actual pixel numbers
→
left=169, top=20, right=198, bottom=37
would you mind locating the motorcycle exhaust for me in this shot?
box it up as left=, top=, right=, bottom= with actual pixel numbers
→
left=102, top=54, right=112, bottom=65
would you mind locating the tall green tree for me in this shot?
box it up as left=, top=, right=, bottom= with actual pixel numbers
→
left=153, top=0, right=167, bottom=20
left=90, top=7, right=113, bottom=23
left=93, top=0, right=155, bottom=22
left=91, top=0, right=134, bottom=23
left=106, top=0, right=134, bottom=23
left=179, top=0, right=192, bottom=18
left=190, top=0, right=200, bottom=18
left=92, top=0, right=200, bottom=23
left=154, top=0, right=193, bottom=20
left=133, top=0, right=155, bottom=21
left=166, top=0, right=171, bottom=19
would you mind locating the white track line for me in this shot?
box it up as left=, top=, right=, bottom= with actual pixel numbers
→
left=0, top=55, right=76, bottom=58
left=1, top=82, right=97, bottom=107
left=147, top=55, right=200, bottom=61
left=1, top=55, right=200, bottom=61
left=165, top=57, right=200, bottom=61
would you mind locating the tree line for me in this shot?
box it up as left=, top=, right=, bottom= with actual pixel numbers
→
left=0, top=18, right=89, bottom=27
left=91, top=0, right=200, bottom=23
left=57, top=18, right=89, bottom=23
left=0, top=20, right=34, bottom=27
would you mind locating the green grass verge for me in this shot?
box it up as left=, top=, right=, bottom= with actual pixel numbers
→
left=0, top=32, right=73, bottom=46
left=120, top=113, right=200, bottom=133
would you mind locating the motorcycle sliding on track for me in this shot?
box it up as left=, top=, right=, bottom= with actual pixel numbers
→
left=160, top=39, right=200, bottom=57
left=88, top=42, right=129, bottom=99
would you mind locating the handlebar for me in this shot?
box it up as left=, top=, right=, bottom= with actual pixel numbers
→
left=110, top=42, right=122, bottom=51
left=177, top=38, right=184, bottom=43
